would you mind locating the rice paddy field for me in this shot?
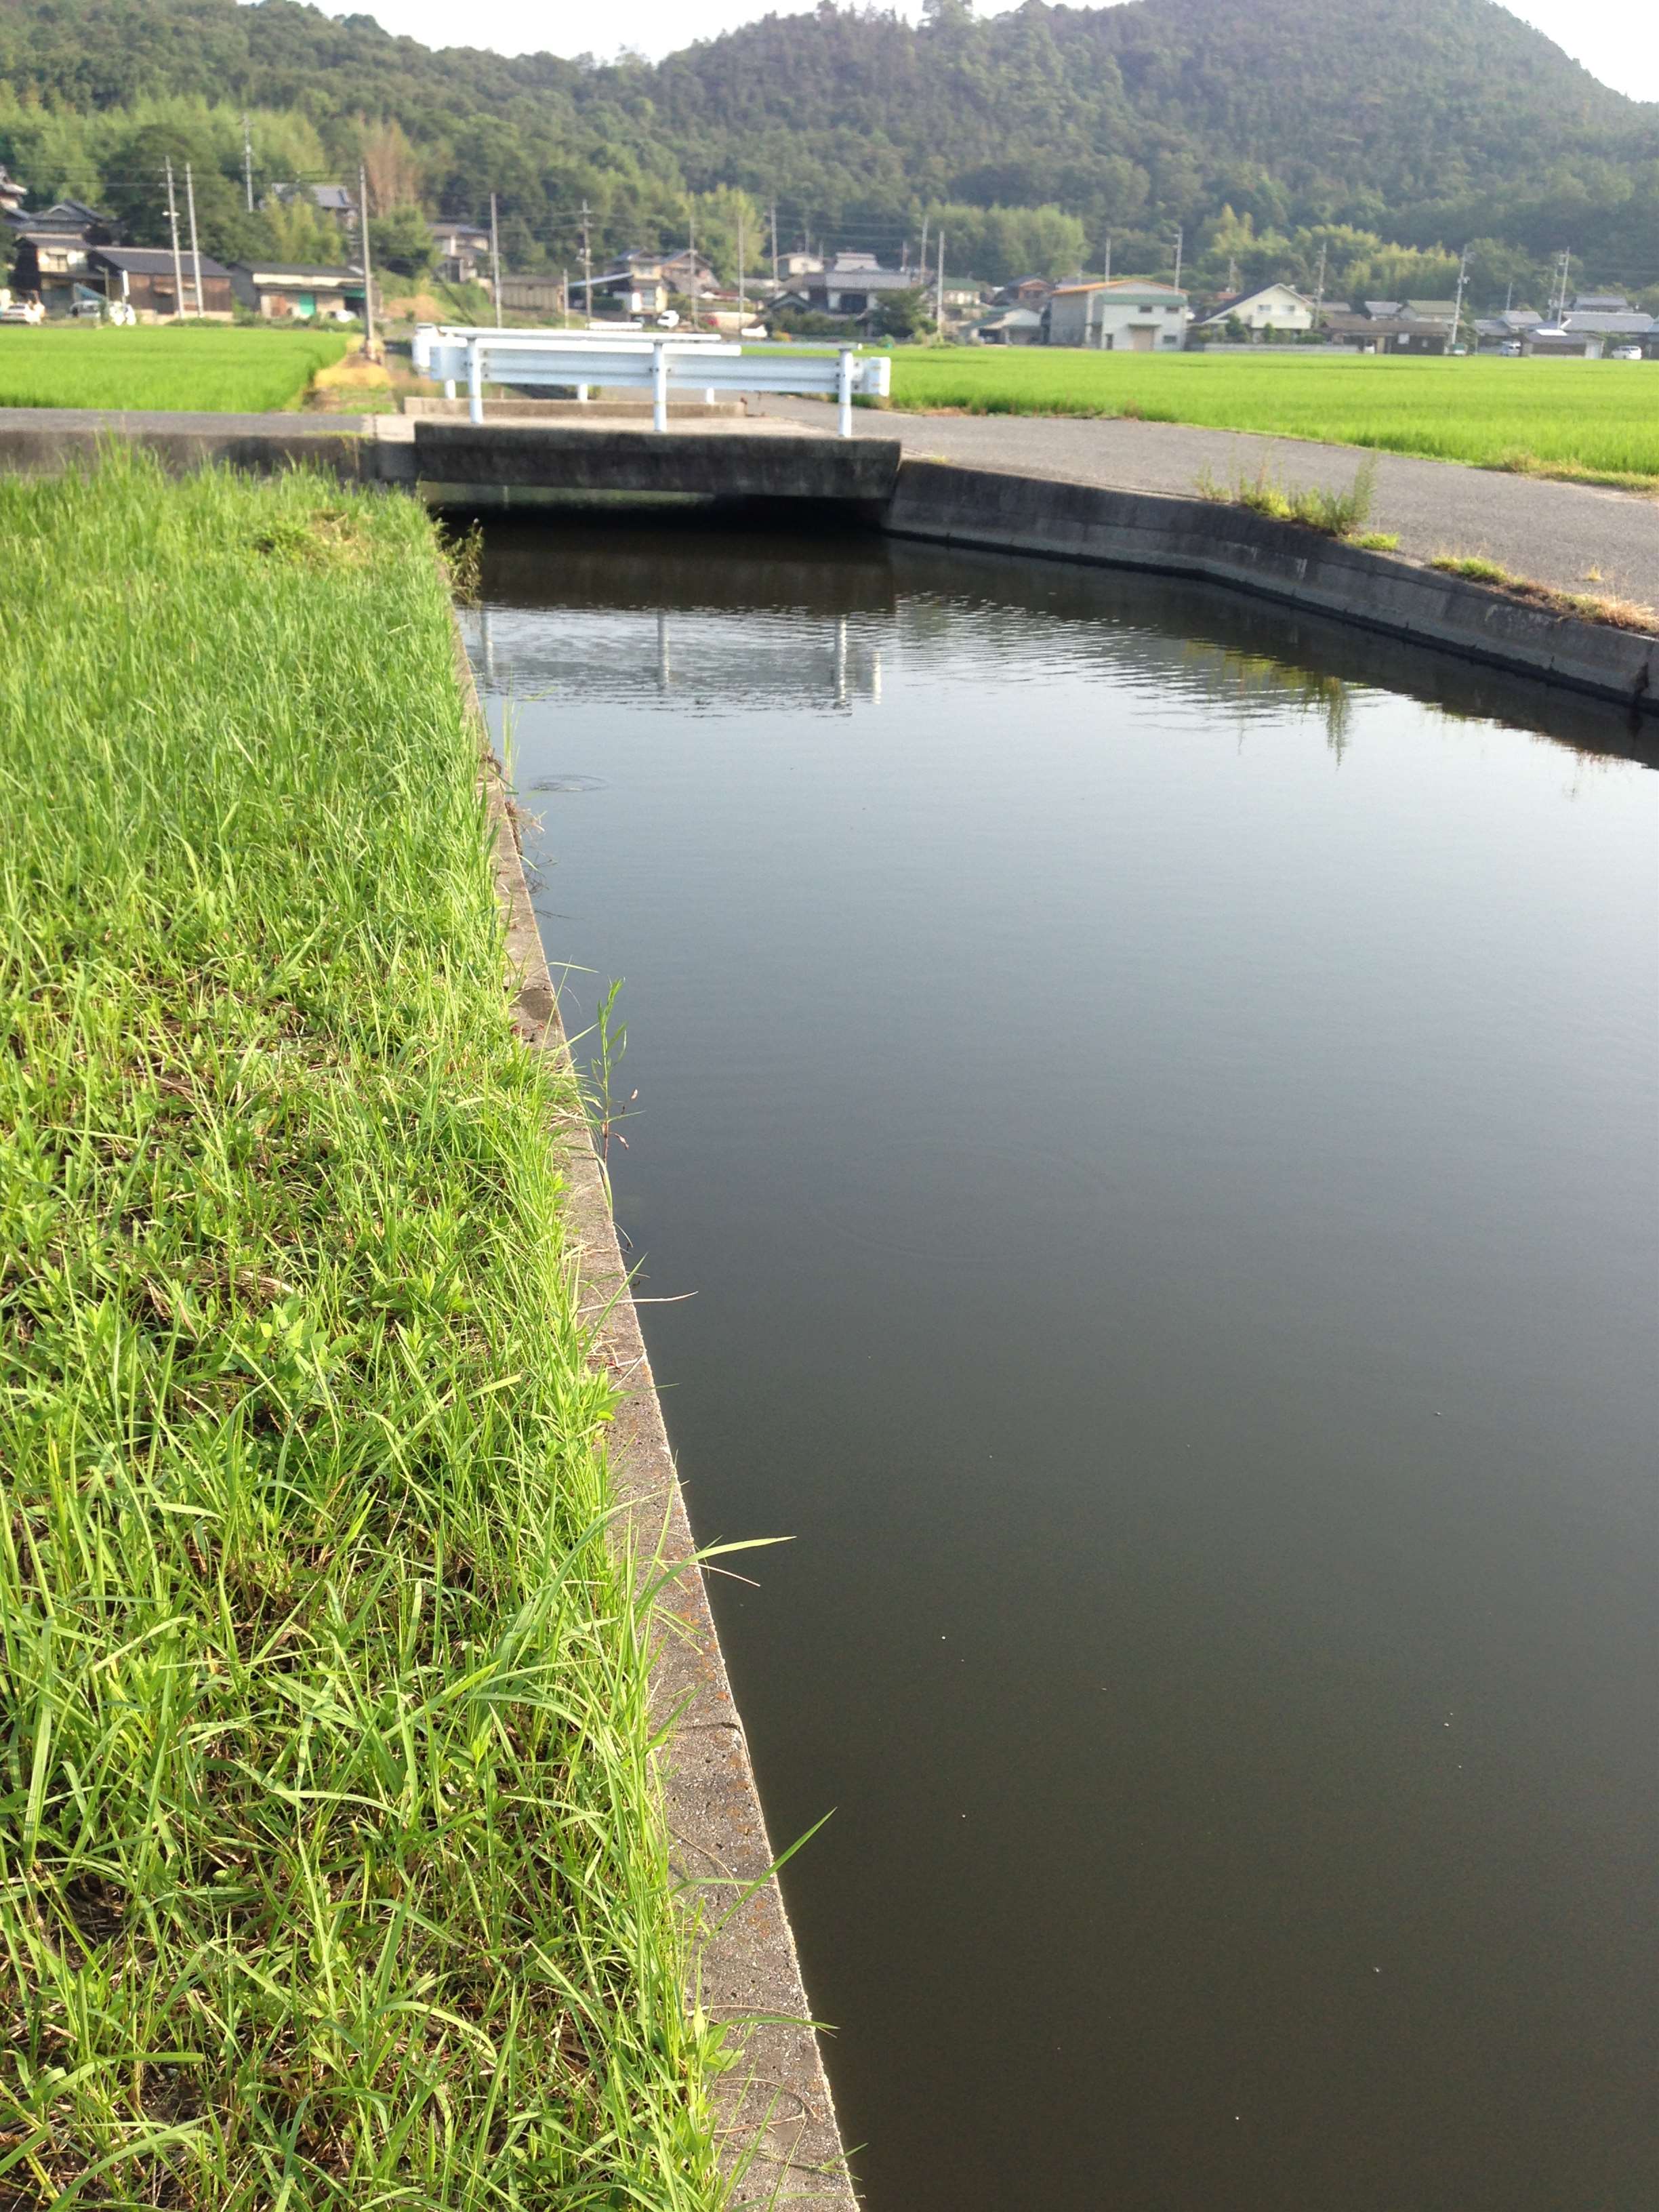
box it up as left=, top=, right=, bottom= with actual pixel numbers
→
left=0, top=453, right=724, bottom=2209
left=0, top=325, right=348, bottom=412
left=888, top=350, right=1659, bottom=482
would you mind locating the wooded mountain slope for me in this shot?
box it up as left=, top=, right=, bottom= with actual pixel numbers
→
left=0, top=0, right=1653, bottom=286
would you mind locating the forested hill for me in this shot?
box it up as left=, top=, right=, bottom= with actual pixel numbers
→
left=1, top=0, right=1655, bottom=296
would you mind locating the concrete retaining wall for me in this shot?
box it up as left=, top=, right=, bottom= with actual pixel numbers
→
left=882, top=461, right=1658, bottom=716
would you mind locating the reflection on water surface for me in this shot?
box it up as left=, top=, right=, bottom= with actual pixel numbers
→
left=464, top=516, right=1657, bottom=2212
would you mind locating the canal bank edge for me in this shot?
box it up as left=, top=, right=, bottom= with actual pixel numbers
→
left=455, top=623, right=860, bottom=2211
left=0, top=407, right=1650, bottom=717
left=881, top=460, right=1659, bottom=715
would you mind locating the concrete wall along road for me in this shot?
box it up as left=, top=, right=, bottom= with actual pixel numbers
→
left=884, top=460, right=1659, bottom=716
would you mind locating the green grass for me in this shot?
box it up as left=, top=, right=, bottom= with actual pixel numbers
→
left=1197, top=454, right=1378, bottom=537
left=0, top=453, right=727, bottom=2208
left=888, top=350, right=1659, bottom=482
left=0, top=326, right=348, bottom=412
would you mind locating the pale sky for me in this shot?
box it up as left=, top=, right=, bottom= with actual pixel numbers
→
left=346, top=0, right=1659, bottom=100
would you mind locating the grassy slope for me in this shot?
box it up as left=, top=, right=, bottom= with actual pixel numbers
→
left=0, top=455, right=724, bottom=2209
left=0, top=327, right=348, bottom=411
left=888, top=351, right=1659, bottom=480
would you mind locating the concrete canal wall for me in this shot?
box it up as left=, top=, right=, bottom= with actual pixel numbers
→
left=883, top=460, right=1659, bottom=719
left=0, top=407, right=1650, bottom=714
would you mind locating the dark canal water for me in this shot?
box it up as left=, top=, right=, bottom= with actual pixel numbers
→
left=463, top=516, right=1657, bottom=2212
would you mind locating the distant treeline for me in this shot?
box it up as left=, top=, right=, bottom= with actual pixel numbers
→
left=1, top=0, right=1654, bottom=304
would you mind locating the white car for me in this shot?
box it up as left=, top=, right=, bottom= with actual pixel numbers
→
left=0, top=295, right=45, bottom=325
left=1610, top=344, right=1645, bottom=361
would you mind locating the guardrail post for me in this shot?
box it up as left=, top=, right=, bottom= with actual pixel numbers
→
left=443, top=379, right=456, bottom=401
left=652, top=342, right=669, bottom=433
left=836, top=347, right=855, bottom=438
left=467, top=339, right=484, bottom=426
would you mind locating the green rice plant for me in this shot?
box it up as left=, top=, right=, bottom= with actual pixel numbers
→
left=0, top=325, right=348, bottom=411
left=0, top=451, right=726, bottom=2208
left=888, top=350, right=1659, bottom=481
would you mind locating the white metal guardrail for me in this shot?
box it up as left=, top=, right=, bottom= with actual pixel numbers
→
left=411, top=325, right=891, bottom=436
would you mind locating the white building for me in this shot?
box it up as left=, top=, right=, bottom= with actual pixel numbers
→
left=1196, top=281, right=1313, bottom=336
left=1046, top=277, right=1190, bottom=350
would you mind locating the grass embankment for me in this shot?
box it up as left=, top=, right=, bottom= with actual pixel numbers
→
left=0, top=455, right=724, bottom=2207
left=888, top=350, right=1659, bottom=485
left=0, top=327, right=348, bottom=412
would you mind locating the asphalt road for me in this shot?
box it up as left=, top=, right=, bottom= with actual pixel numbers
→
left=758, top=396, right=1658, bottom=602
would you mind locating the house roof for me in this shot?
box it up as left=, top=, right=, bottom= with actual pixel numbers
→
left=979, top=307, right=1043, bottom=329
left=1362, top=300, right=1402, bottom=316
left=1052, top=278, right=1187, bottom=303
left=91, top=246, right=230, bottom=276
left=804, top=264, right=915, bottom=292
left=237, top=264, right=364, bottom=284
left=1570, top=293, right=1629, bottom=311
left=1326, top=312, right=1447, bottom=337
left=1197, top=281, right=1311, bottom=323
left=1560, top=310, right=1654, bottom=332
left=1404, top=299, right=1458, bottom=319
left=430, top=220, right=489, bottom=242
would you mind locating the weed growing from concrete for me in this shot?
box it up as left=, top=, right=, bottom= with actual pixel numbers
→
left=1197, top=455, right=1378, bottom=537
left=1429, top=552, right=1656, bottom=631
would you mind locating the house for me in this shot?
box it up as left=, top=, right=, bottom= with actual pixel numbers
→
left=974, top=306, right=1043, bottom=345
left=230, top=262, right=366, bottom=321
left=1523, top=310, right=1656, bottom=359
left=1361, top=299, right=1404, bottom=319
left=7, top=197, right=116, bottom=310
left=1324, top=311, right=1450, bottom=354
left=1472, top=308, right=1542, bottom=350
left=659, top=247, right=719, bottom=297
left=995, top=274, right=1054, bottom=310
left=569, top=250, right=717, bottom=317
left=430, top=219, right=491, bottom=285
left=776, top=250, right=824, bottom=281
left=1196, top=281, right=1313, bottom=336
left=495, top=274, right=565, bottom=315
left=1402, top=299, right=1458, bottom=327
left=1045, top=277, right=1190, bottom=350
left=790, top=251, right=917, bottom=317
left=1569, top=292, right=1629, bottom=313
left=270, top=182, right=356, bottom=229
left=89, top=245, right=234, bottom=318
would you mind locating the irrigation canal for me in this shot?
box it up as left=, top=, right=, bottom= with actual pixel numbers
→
left=462, top=514, right=1656, bottom=2212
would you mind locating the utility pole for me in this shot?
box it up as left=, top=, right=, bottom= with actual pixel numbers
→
left=242, top=113, right=254, bottom=212
left=578, top=200, right=592, bottom=323
left=737, top=205, right=746, bottom=323
left=1504, top=277, right=1513, bottom=314
left=1450, top=241, right=1469, bottom=352
left=935, top=228, right=945, bottom=335
left=770, top=200, right=778, bottom=287
left=687, top=198, right=696, bottom=327
left=163, top=159, right=185, bottom=320
left=1103, top=230, right=1111, bottom=283
left=562, top=267, right=570, bottom=324
left=184, top=161, right=204, bottom=316
left=1313, top=238, right=1327, bottom=324
left=359, top=160, right=377, bottom=359
left=489, top=190, right=502, bottom=327
left=1172, top=224, right=1183, bottom=295
left=918, top=213, right=929, bottom=293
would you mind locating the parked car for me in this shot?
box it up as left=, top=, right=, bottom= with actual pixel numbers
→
left=1496, top=340, right=1523, bottom=355
left=1610, top=344, right=1645, bottom=361
left=0, top=293, right=44, bottom=325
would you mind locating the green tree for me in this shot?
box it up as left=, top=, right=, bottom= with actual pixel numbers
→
left=368, top=203, right=434, bottom=276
